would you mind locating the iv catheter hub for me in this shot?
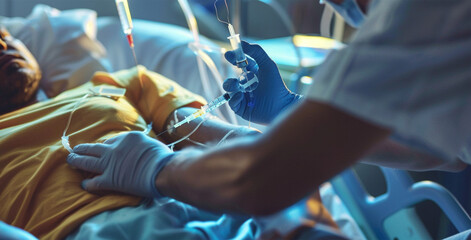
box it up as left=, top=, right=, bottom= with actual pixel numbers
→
left=226, top=24, right=259, bottom=93
left=173, top=92, right=235, bottom=129
left=227, top=24, right=248, bottom=69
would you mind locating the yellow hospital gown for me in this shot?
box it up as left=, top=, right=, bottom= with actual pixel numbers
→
left=0, top=66, right=206, bottom=239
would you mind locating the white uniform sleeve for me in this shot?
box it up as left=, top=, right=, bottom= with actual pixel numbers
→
left=306, top=0, right=471, bottom=162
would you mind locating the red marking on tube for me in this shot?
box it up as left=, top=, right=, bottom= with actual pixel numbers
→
left=126, top=34, right=134, bottom=48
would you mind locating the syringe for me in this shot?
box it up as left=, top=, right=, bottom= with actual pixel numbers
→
left=115, top=0, right=138, bottom=66
left=227, top=24, right=258, bottom=92
left=173, top=92, right=235, bottom=128
left=115, top=0, right=153, bottom=131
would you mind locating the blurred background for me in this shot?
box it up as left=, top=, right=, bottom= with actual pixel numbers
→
left=1, top=1, right=470, bottom=238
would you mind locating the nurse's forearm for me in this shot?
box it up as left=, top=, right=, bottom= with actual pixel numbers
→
left=361, top=139, right=467, bottom=172
left=156, top=100, right=390, bottom=215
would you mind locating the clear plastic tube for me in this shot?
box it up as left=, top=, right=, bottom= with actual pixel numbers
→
left=227, top=24, right=247, bottom=68
left=116, top=0, right=133, bottom=35
left=226, top=24, right=258, bottom=93
left=61, top=93, right=92, bottom=153
left=167, top=118, right=207, bottom=148
left=173, top=92, right=233, bottom=128
left=178, top=0, right=237, bottom=124
left=225, top=23, right=257, bottom=124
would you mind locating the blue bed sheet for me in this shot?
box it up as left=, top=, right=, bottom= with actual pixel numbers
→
left=66, top=198, right=255, bottom=240
left=66, top=197, right=347, bottom=240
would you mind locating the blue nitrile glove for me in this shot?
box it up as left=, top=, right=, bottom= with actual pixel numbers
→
left=0, top=221, right=38, bottom=240
left=66, top=131, right=174, bottom=198
left=224, top=41, right=302, bottom=124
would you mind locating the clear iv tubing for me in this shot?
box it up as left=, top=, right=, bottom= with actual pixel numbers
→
left=226, top=24, right=258, bottom=93
left=116, top=0, right=139, bottom=69
left=178, top=0, right=237, bottom=125
left=61, top=94, right=92, bottom=152
left=116, top=0, right=153, bottom=133
left=226, top=23, right=258, bottom=125
left=173, top=92, right=235, bottom=128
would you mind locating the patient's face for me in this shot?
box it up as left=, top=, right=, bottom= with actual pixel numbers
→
left=0, top=27, right=41, bottom=114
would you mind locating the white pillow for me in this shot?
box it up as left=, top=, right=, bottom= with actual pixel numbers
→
left=96, top=17, right=233, bottom=100
left=97, top=17, right=245, bottom=124
left=0, top=4, right=111, bottom=97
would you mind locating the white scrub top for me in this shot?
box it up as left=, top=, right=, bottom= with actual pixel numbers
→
left=306, top=0, right=471, bottom=163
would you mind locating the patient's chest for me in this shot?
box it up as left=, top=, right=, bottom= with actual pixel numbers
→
left=0, top=91, right=143, bottom=238
left=0, top=93, right=148, bottom=154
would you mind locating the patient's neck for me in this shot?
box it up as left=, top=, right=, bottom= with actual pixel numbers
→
left=0, top=94, right=39, bottom=116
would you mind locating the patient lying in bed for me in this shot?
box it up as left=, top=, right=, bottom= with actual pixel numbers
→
left=0, top=27, right=344, bottom=239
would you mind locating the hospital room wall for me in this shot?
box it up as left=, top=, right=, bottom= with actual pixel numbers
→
left=0, top=0, right=325, bottom=41
left=0, top=0, right=7, bottom=16
left=0, top=0, right=220, bottom=41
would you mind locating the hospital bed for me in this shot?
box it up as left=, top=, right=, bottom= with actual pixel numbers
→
left=331, top=166, right=471, bottom=239
left=1, top=2, right=471, bottom=239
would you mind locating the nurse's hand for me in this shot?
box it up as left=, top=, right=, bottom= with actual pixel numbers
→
left=67, top=131, right=175, bottom=198
left=224, top=41, right=302, bottom=124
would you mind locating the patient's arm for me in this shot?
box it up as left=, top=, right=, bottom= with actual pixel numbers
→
left=160, top=107, right=261, bottom=149
left=156, top=100, right=391, bottom=215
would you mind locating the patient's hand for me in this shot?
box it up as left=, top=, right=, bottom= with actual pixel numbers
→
left=67, top=131, right=176, bottom=198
